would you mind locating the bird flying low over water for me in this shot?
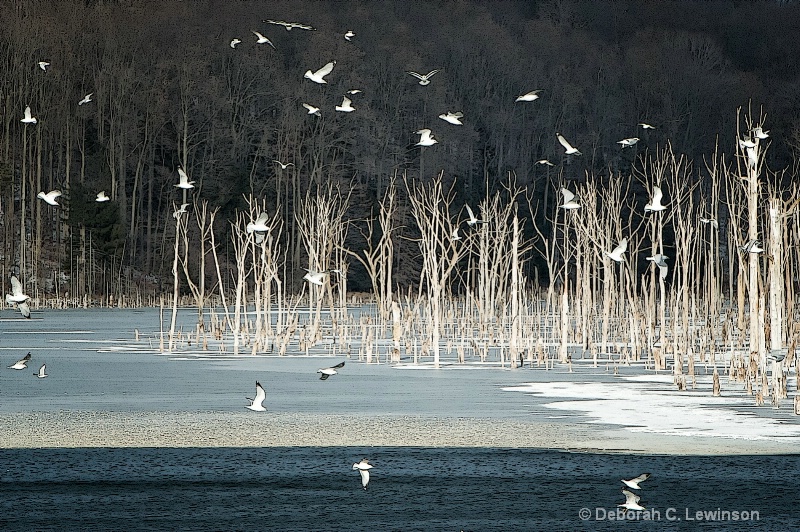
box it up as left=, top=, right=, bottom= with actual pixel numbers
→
left=619, top=489, right=646, bottom=511
left=415, top=129, right=438, bottom=146
left=556, top=133, right=581, bottom=155
left=37, top=190, right=62, bottom=206
left=176, top=167, right=194, bottom=189
left=252, top=31, right=275, bottom=48
left=622, top=473, right=651, bottom=490
left=304, top=61, right=335, bottom=84
left=246, top=381, right=267, bottom=411
left=34, top=364, right=48, bottom=379
left=438, top=111, right=463, bottom=125
left=264, top=19, right=315, bottom=31
left=9, top=352, right=32, bottom=370
left=352, top=459, right=373, bottom=489
left=644, top=186, right=666, bottom=212
left=515, top=90, right=541, bottom=102
left=407, top=70, right=440, bottom=85
left=605, top=238, right=628, bottom=262
left=317, top=361, right=345, bottom=380
left=21, top=106, right=37, bottom=124
left=6, top=276, right=31, bottom=319
left=560, top=188, right=580, bottom=210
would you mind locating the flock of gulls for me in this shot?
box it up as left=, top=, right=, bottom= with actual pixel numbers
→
left=6, top=352, right=47, bottom=379
left=619, top=473, right=652, bottom=511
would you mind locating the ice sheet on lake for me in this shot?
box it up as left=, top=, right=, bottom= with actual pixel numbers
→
left=504, top=376, right=800, bottom=441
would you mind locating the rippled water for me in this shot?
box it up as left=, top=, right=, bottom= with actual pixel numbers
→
left=0, top=447, right=797, bottom=531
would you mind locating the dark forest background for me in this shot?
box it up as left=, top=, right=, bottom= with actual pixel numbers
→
left=2, top=0, right=800, bottom=298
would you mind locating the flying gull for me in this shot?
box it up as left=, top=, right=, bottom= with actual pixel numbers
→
left=638, top=123, right=656, bottom=130
left=173, top=203, right=189, bottom=219
left=622, top=473, right=651, bottom=490
left=304, top=61, right=336, bottom=84
left=317, top=361, right=345, bottom=380
left=438, top=111, right=463, bottom=125
left=335, top=96, right=355, bottom=113
left=303, top=103, right=321, bottom=116
left=6, top=276, right=31, bottom=319
left=407, top=70, right=440, bottom=85
left=352, top=459, right=373, bottom=490
left=740, top=239, right=763, bottom=254
left=252, top=31, right=275, bottom=48
left=537, top=159, right=555, bottom=166
left=699, top=217, right=718, bottom=229
left=96, top=191, right=110, bottom=202
left=37, top=190, right=62, bottom=206
left=415, top=129, right=438, bottom=146
left=246, top=381, right=267, bottom=411
left=560, top=188, right=580, bottom=210
left=273, top=160, right=294, bottom=169
left=38, top=61, right=50, bottom=71
left=556, top=133, right=581, bottom=155
left=303, top=269, right=328, bottom=286
left=78, top=93, right=93, bottom=106
left=465, top=204, right=487, bottom=227
left=9, top=352, right=32, bottom=370
left=618, top=137, right=639, bottom=148
left=646, top=254, right=669, bottom=280
left=176, top=166, right=194, bottom=189
left=34, top=364, right=48, bottom=379
left=263, top=19, right=315, bottom=31
left=605, top=238, right=628, bottom=262
left=21, top=106, right=37, bottom=124
left=247, top=212, right=270, bottom=243
left=619, top=489, right=646, bottom=511
left=644, top=186, right=666, bottom=212
left=344, top=30, right=355, bottom=41
left=515, top=90, right=541, bottom=102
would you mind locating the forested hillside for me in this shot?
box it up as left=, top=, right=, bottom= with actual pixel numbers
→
left=2, top=0, right=799, bottom=299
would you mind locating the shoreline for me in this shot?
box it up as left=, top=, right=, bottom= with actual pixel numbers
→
left=2, top=411, right=795, bottom=455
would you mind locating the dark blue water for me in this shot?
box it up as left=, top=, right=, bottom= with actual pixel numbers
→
left=0, top=447, right=796, bottom=531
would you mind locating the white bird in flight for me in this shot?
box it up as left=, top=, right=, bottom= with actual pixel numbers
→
left=230, top=38, right=242, bottom=48
left=515, top=90, right=541, bottom=102
left=173, top=203, right=189, bottom=219
left=740, top=239, right=763, bottom=254
left=304, top=61, right=336, bottom=84
left=78, top=93, right=93, bottom=106
left=247, top=213, right=270, bottom=243
left=96, top=191, right=110, bottom=202
left=537, top=159, right=555, bottom=166
left=9, top=352, right=32, bottom=370
left=317, top=361, right=345, bottom=381
left=618, top=137, right=639, bottom=148
left=6, top=276, right=31, bottom=319
left=622, top=473, right=651, bottom=490
left=38, top=61, right=50, bottom=71
left=303, top=269, right=328, bottom=286
left=302, top=103, right=321, bottom=116
left=644, top=186, right=666, bottom=212
left=752, top=127, right=769, bottom=139
left=646, top=255, right=669, bottom=280
left=352, top=459, right=373, bottom=490
left=34, top=364, right=48, bottom=379
left=605, top=238, right=628, bottom=262
left=246, top=381, right=267, bottom=411
left=415, top=129, right=437, bottom=146
left=335, top=96, right=355, bottom=113
left=21, top=106, right=37, bottom=124
left=263, top=19, right=315, bottom=31
left=37, top=190, right=62, bottom=206
left=738, top=137, right=756, bottom=149
left=273, top=160, right=293, bottom=169
left=465, top=204, right=487, bottom=227
left=438, top=111, right=463, bottom=125
left=619, top=489, right=646, bottom=511
left=407, top=70, right=440, bottom=85
left=344, top=30, right=355, bottom=41
left=252, top=31, right=275, bottom=48
left=560, top=188, right=580, bottom=210
left=638, top=122, right=656, bottom=130
left=347, top=89, right=362, bottom=95
left=556, top=133, right=581, bottom=155
left=700, top=217, right=718, bottom=229
left=451, top=227, right=461, bottom=241
left=746, top=146, right=758, bottom=168
left=176, top=167, right=195, bottom=189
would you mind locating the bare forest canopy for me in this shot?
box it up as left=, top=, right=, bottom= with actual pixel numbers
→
left=2, top=0, right=800, bottom=300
